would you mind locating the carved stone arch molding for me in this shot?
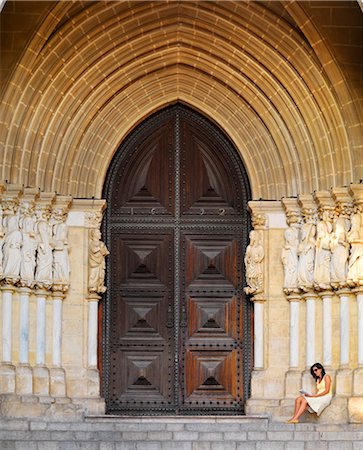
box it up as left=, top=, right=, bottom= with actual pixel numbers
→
left=101, top=103, right=252, bottom=415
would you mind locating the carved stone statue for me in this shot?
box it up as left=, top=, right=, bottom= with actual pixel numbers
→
left=19, top=204, right=37, bottom=287
left=2, top=213, right=22, bottom=284
left=347, top=204, right=363, bottom=287
left=281, top=223, right=300, bottom=294
left=52, top=209, right=70, bottom=291
left=88, top=228, right=109, bottom=294
left=313, top=210, right=333, bottom=290
left=330, top=211, right=350, bottom=289
left=297, top=221, right=316, bottom=292
left=0, top=208, right=4, bottom=277
left=35, top=210, right=53, bottom=289
left=244, top=229, right=264, bottom=295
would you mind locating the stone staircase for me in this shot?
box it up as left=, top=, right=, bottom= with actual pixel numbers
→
left=0, top=416, right=362, bottom=450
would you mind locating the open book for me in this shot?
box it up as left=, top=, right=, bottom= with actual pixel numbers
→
left=299, top=388, right=311, bottom=396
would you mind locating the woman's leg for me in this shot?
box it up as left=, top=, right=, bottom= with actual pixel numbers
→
left=288, top=396, right=305, bottom=421
left=292, top=397, right=308, bottom=421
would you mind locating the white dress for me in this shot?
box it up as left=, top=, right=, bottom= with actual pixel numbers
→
left=306, top=375, right=333, bottom=416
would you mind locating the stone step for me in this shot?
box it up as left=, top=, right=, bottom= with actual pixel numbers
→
left=0, top=416, right=362, bottom=450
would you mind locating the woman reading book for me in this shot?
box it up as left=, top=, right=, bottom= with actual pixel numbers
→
left=287, top=363, right=332, bottom=423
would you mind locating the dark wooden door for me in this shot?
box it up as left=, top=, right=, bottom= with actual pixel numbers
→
left=102, top=104, right=252, bottom=415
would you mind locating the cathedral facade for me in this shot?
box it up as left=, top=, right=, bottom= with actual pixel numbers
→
left=0, top=1, right=362, bottom=423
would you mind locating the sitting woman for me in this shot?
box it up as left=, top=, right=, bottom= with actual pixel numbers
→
left=287, top=363, right=332, bottom=424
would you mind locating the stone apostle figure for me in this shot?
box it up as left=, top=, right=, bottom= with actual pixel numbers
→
left=19, top=205, right=37, bottom=287
left=35, top=213, right=53, bottom=289
left=330, top=214, right=350, bottom=288
left=88, top=228, right=109, bottom=294
left=281, top=223, right=299, bottom=294
left=2, top=213, right=22, bottom=284
left=297, top=221, right=316, bottom=291
left=0, top=209, right=4, bottom=277
left=313, top=210, right=333, bottom=290
left=347, top=204, right=363, bottom=287
left=52, top=210, right=70, bottom=290
left=244, top=229, right=264, bottom=295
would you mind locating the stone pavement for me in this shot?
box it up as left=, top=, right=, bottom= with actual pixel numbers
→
left=0, top=416, right=362, bottom=449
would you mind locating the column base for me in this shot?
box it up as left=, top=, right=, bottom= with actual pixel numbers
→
left=353, top=367, right=363, bottom=396
left=49, top=367, right=66, bottom=397
left=0, top=363, right=16, bottom=394
left=348, top=397, right=363, bottom=423
left=87, top=368, right=100, bottom=397
left=302, top=369, right=315, bottom=394
left=15, top=364, right=33, bottom=395
left=33, top=365, right=50, bottom=396
left=284, top=369, right=301, bottom=398
left=335, top=368, right=353, bottom=397
left=250, top=369, right=266, bottom=398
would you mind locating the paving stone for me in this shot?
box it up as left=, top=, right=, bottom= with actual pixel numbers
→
left=147, top=432, right=172, bottom=441
left=328, top=442, right=353, bottom=450
left=294, top=431, right=320, bottom=441
left=135, top=443, right=161, bottom=450
left=223, top=432, right=247, bottom=441
left=285, top=442, right=305, bottom=450
left=77, top=443, right=99, bottom=450
left=256, top=443, right=285, bottom=450
left=100, top=443, right=116, bottom=450
left=173, top=431, right=199, bottom=441
left=236, top=443, right=256, bottom=450
left=353, top=443, right=363, bottom=450
left=37, top=442, right=59, bottom=450
left=0, top=421, right=28, bottom=431
left=198, top=433, right=223, bottom=441
left=161, top=443, right=192, bottom=450
left=267, top=431, right=294, bottom=441
left=14, top=443, right=37, bottom=450
left=115, top=443, right=135, bottom=450
left=192, top=443, right=211, bottom=450
left=166, top=423, right=185, bottom=431
left=211, top=443, right=236, bottom=450
left=122, top=432, right=148, bottom=441
left=186, top=424, right=241, bottom=432
left=29, top=422, right=47, bottom=431
left=306, top=442, right=327, bottom=450
left=0, top=443, right=16, bottom=450
left=247, top=432, right=266, bottom=440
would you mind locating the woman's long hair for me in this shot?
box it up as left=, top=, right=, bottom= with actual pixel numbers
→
left=310, top=362, right=326, bottom=381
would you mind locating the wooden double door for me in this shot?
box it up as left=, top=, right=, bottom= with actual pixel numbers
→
left=102, top=104, right=252, bottom=415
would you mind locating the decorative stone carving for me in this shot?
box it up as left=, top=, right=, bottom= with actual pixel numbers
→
left=281, top=199, right=301, bottom=295
left=244, top=229, right=264, bottom=296
left=297, top=196, right=316, bottom=292
left=35, top=206, right=53, bottom=290
left=313, top=208, right=334, bottom=290
left=85, top=210, right=104, bottom=229
left=51, top=208, right=70, bottom=292
left=19, top=202, right=37, bottom=288
left=0, top=206, right=4, bottom=277
left=347, top=203, right=363, bottom=287
left=88, top=228, right=109, bottom=294
left=2, top=210, right=22, bottom=285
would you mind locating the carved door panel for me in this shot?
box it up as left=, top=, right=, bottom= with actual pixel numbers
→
left=103, top=104, right=251, bottom=415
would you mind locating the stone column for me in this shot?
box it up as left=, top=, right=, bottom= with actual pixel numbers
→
left=353, top=288, right=363, bottom=396
left=33, top=289, right=50, bottom=395
left=285, top=294, right=302, bottom=396
left=336, top=289, right=352, bottom=396
left=86, top=293, right=101, bottom=396
left=16, top=287, right=32, bottom=395
left=320, top=291, right=334, bottom=369
left=49, top=291, right=66, bottom=397
left=302, top=292, right=317, bottom=391
left=252, top=297, right=265, bottom=370
left=0, top=285, right=16, bottom=393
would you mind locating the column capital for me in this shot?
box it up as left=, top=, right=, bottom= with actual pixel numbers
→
left=86, top=293, right=102, bottom=303
left=250, top=295, right=266, bottom=303
left=301, top=292, right=318, bottom=301
left=51, top=291, right=66, bottom=300
left=353, top=287, right=363, bottom=296
left=336, top=288, right=353, bottom=297
left=318, top=290, right=334, bottom=299
left=286, top=293, right=301, bottom=303
left=18, top=287, right=32, bottom=296
left=1, top=284, right=16, bottom=294
left=35, top=289, right=51, bottom=298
